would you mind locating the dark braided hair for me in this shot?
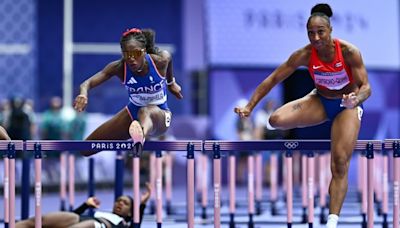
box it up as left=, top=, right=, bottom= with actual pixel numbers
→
left=124, top=195, right=134, bottom=228
left=120, top=28, right=159, bottom=54
left=307, top=3, right=332, bottom=27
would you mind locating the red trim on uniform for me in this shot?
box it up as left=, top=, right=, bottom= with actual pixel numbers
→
left=308, top=38, right=354, bottom=90
left=148, top=55, right=166, bottom=79
left=123, top=62, right=127, bottom=84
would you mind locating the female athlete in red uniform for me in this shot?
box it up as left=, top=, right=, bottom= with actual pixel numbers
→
left=235, top=4, right=371, bottom=228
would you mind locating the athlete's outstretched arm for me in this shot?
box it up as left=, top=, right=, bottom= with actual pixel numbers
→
left=74, top=60, right=122, bottom=112
left=235, top=48, right=308, bottom=117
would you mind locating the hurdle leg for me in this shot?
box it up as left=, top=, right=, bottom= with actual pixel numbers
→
left=393, top=142, right=400, bottom=228
left=307, top=151, right=315, bottom=228
left=366, top=143, right=374, bottom=228
left=34, top=143, right=43, bottom=228
left=165, top=151, right=173, bottom=215
left=3, top=147, right=10, bottom=228
left=186, top=143, right=195, bottom=228
left=318, top=153, right=327, bottom=224
left=382, top=152, right=389, bottom=228
left=8, top=143, right=16, bottom=228
left=60, top=152, right=67, bottom=211
left=69, top=153, right=76, bottom=212
left=213, top=143, right=221, bottom=228
left=270, top=153, right=278, bottom=216
left=285, top=151, right=293, bottom=228
left=247, top=153, right=255, bottom=228
left=228, top=154, right=236, bottom=228
left=301, top=153, right=307, bottom=223
left=149, top=153, right=156, bottom=215
left=21, top=152, right=31, bottom=219
left=201, top=151, right=208, bottom=220
left=255, top=152, right=263, bottom=215
left=114, top=151, right=124, bottom=200
left=132, top=143, right=142, bottom=228
left=361, top=154, right=367, bottom=228
left=155, top=150, right=163, bottom=228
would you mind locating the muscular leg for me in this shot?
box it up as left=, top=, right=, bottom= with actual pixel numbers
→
left=82, top=108, right=132, bottom=156
left=137, top=105, right=171, bottom=138
left=269, top=91, right=327, bottom=130
left=16, top=212, right=79, bottom=228
left=328, top=108, right=361, bottom=215
left=69, top=220, right=98, bottom=228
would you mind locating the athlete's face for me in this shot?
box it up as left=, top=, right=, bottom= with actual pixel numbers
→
left=121, top=39, right=146, bottom=72
left=112, top=195, right=132, bottom=219
left=307, top=16, right=332, bottom=50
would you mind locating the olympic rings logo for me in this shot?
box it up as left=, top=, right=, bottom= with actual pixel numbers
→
left=284, top=141, right=299, bottom=149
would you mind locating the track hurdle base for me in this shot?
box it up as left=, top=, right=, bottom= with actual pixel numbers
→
left=382, top=214, right=388, bottom=228
left=319, top=207, right=327, bottom=224
left=166, top=200, right=173, bottom=215
left=361, top=213, right=367, bottom=228
left=229, top=213, right=235, bottom=228
left=201, top=207, right=207, bottom=219
left=149, top=200, right=156, bottom=215
left=256, top=200, right=262, bottom=215
left=248, top=214, right=254, bottom=228
left=301, top=207, right=307, bottom=223
left=271, top=201, right=278, bottom=216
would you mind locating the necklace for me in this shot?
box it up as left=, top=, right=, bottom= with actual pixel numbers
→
left=136, top=58, right=147, bottom=73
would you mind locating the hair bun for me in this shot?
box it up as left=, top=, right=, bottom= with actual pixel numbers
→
left=311, top=3, right=333, bottom=17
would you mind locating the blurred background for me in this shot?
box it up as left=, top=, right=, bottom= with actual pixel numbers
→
left=0, top=0, right=399, bottom=198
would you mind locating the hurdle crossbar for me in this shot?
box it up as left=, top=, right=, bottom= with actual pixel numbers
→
left=203, top=140, right=382, bottom=151
left=25, top=140, right=203, bottom=151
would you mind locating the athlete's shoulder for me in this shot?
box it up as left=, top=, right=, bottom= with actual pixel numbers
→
left=336, top=39, right=361, bottom=62
left=288, top=44, right=312, bottom=67
left=149, top=50, right=170, bottom=69
left=104, top=59, right=124, bottom=76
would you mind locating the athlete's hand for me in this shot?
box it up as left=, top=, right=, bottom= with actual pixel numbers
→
left=167, top=82, right=183, bottom=99
left=234, top=106, right=252, bottom=118
left=86, top=197, right=100, bottom=208
left=340, top=92, right=359, bottom=109
left=140, top=182, right=152, bottom=204
left=73, top=94, right=88, bottom=112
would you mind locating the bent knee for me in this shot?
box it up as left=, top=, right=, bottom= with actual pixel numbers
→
left=331, top=158, right=349, bottom=178
left=269, top=113, right=287, bottom=130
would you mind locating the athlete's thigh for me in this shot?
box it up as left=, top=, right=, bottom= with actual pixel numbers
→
left=330, top=107, right=361, bottom=160
left=148, top=106, right=171, bottom=137
left=69, top=220, right=97, bottom=228
left=86, top=107, right=132, bottom=140
left=42, top=212, right=80, bottom=228
left=271, top=92, right=327, bottom=129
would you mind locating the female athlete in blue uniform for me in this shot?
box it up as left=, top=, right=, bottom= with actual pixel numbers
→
left=235, top=4, right=371, bottom=228
left=74, top=28, right=183, bottom=156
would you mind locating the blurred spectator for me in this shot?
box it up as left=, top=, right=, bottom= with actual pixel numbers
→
left=6, top=97, right=32, bottom=140
left=24, top=98, right=38, bottom=139
left=40, top=96, right=66, bottom=140
left=40, top=96, right=66, bottom=184
left=0, top=98, right=10, bottom=126
left=66, top=110, right=87, bottom=140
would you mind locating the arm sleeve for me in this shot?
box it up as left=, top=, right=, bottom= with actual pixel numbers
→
left=139, top=203, right=146, bottom=225
left=72, top=202, right=90, bottom=215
